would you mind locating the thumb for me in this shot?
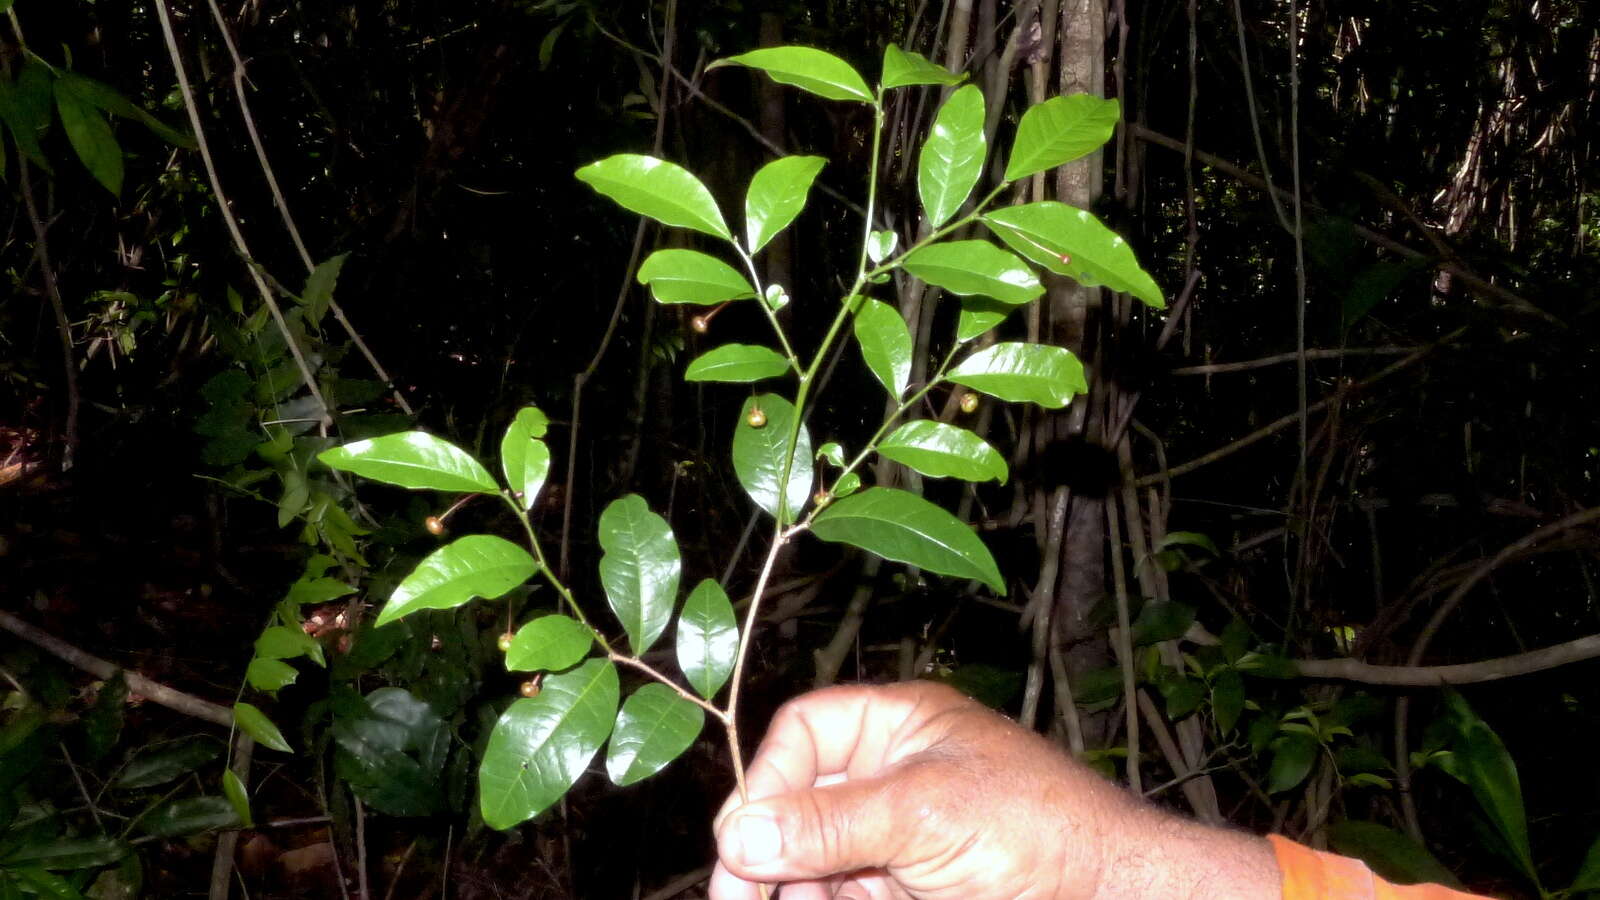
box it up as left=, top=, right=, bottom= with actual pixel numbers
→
left=715, top=778, right=907, bottom=882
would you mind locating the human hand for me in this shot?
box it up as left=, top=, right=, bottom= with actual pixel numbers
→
left=708, top=681, right=1277, bottom=900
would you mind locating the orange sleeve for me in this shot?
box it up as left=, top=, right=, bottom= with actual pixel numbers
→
left=1268, top=835, right=1493, bottom=900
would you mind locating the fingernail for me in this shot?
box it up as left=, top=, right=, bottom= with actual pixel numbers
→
left=731, top=812, right=782, bottom=867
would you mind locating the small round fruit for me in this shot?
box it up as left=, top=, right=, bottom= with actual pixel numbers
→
left=813, top=489, right=831, bottom=506
left=690, top=315, right=710, bottom=334
left=746, top=407, right=767, bottom=428
left=519, top=679, right=542, bottom=698
left=497, top=632, right=514, bottom=653
left=424, top=516, right=445, bottom=536
left=960, top=392, right=979, bottom=414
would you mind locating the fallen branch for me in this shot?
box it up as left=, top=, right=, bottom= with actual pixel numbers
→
left=1169, top=346, right=1415, bottom=375
left=1294, top=633, right=1600, bottom=685
left=0, top=611, right=233, bottom=728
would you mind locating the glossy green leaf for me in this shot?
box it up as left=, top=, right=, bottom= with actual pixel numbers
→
left=11, top=867, right=82, bottom=900
left=598, top=495, right=681, bottom=654
left=319, top=431, right=499, bottom=494
left=56, top=72, right=195, bottom=148
left=1211, top=668, right=1245, bottom=734
left=0, top=71, right=51, bottom=172
left=918, top=85, right=986, bottom=227
left=506, top=615, right=594, bottom=673
left=732, top=394, right=813, bottom=523
left=637, top=249, right=755, bottom=305
left=955, top=297, right=1016, bottom=342
left=833, top=472, right=861, bottom=497
left=948, top=342, right=1087, bottom=408
left=903, top=241, right=1043, bottom=305
left=234, top=702, right=292, bottom=752
left=114, top=737, right=222, bottom=789
left=880, top=44, right=965, bottom=89
left=605, top=684, right=705, bottom=786
left=245, top=658, right=298, bottom=693
left=745, top=155, right=826, bottom=253
left=1444, top=693, right=1535, bottom=883
left=140, top=796, right=240, bottom=838
left=1130, top=601, right=1196, bottom=647
left=709, top=46, right=873, bottom=104
left=816, top=442, right=846, bottom=467
left=764, top=283, right=790, bottom=311
left=1160, top=530, right=1219, bottom=556
left=501, top=407, right=552, bottom=511
left=982, top=201, right=1164, bottom=308
left=222, top=769, right=253, bottom=828
left=298, top=253, right=347, bottom=326
left=811, top=487, right=1003, bottom=592
left=254, top=624, right=320, bottom=661
left=1568, top=831, right=1600, bottom=892
left=479, top=659, right=619, bottom=829
left=1327, top=821, right=1461, bottom=888
left=0, top=838, right=129, bottom=871
left=1003, top=93, right=1120, bottom=181
left=853, top=298, right=913, bottom=398
left=684, top=344, right=791, bottom=383
left=332, top=688, right=448, bottom=816
left=576, top=154, right=731, bottom=240
left=54, top=83, right=123, bottom=195
left=676, top=579, right=738, bottom=700
left=867, top=230, right=899, bottom=264
left=378, top=535, right=535, bottom=627
left=877, top=420, right=1007, bottom=484
left=1266, top=732, right=1319, bottom=793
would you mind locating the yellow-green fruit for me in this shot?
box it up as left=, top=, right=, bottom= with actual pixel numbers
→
left=747, top=407, right=767, bottom=428
left=960, top=392, right=979, bottom=414
left=497, top=633, right=514, bottom=653
left=425, top=516, right=446, bottom=535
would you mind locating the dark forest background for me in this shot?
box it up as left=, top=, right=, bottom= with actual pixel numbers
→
left=2, top=1, right=1598, bottom=897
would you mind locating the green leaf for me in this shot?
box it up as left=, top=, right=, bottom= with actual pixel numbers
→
left=245, top=657, right=298, bottom=693
left=0, top=70, right=52, bottom=172
left=903, top=240, right=1043, bottom=305
left=1159, top=530, right=1219, bottom=557
left=732, top=394, right=813, bottom=524
left=140, top=796, right=240, bottom=838
left=684, top=344, right=791, bottom=383
left=637, top=249, right=755, bottom=305
left=955, top=297, right=1016, bottom=342
left=764, top=284, right=790, bottom=311
left=676, top=579, right=738, bottom=700
left=811, top=487, right=1003, bottom=592
left=709, top=46, right=873, bottom=104
left=744, top=155, right=826, bottom=253
left=253, top=624, right=320, bottom=662
left=576, top=154, right=731, bottom=240
left=11, top=867, right=84, bottom=900
left=233, top=702, right=292, bottom=753
left=222, top=769, right=253, bottom=828
left=319, top=431, right=500, bottom=494
left=506, top=615, right=594, bottom=673
left=877, top=420, right=1007, bottom=484
left=1569, top=831, right=1600, bottom=893
left=947, top=342, right=1087, bottom=408
left=1160, top=677, right=1205, bottom=720
left=82, top=671, right=127, bottom=764
left=1003, top=93, right=1120, bottom=181
left=867, top=230, right=898, bottom=264
left=56, top=72, right=195, bottom=148
left=378, top=535, right=537, bottom=627
left=0, top=838, right=129, bottom=871
left=1211, top=668, right=1245, bottom=734
left=598, top=495, right=681, bottom=655
left=332, top=688, right=448, bottom=816
left=1443, top=693, right=1536, bottom=884
left=880, top=44, right=965, bottom=89
left=605, top=684, right=705, bottom=786
left=1130, top=600, right=1196, bottom=646
left=1327, top=821, right=1462, bottom=888
left=1266, top=732, right=1319, bottom=793
left=833, top=472, right=861, bottom=497
left=501, top=407, right=552, bottom=511
left=982, top=201, right=1164, bottom=308
left=288, top=576, right=356, bottom=606
left=54, top=83, right=123, bottom=195
left=114, top=736, right=222, bottom=789
left=918, top=85, right=986, bottom=228
left=479, top=659, right=619, bottom=829
left=816, top=442, right=846, bottom=468
left=853, top=298, right=913, bottom=399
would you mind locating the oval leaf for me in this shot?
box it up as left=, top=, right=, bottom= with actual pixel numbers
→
left=955, top=297, right=1017, bottom=342
left=811, top=487, right=1003, bottom=592
left=1211, top=668, right=1246, bottom=734
left=745, top=155, right=826, bottom=253
left=598, top=495, right=681, bottom=655
left=676, top=579, right=738, bottom=700
left=378, top=535, right=537, bottom=628
left=637, top=249, right=755, bottom=305
left=140, top=796, right=240, bottom=838
left=877, top=420, right=1007, bottom=483
left=506, top=615, right=595, bottom=673
left=881, top=44, right=965, bottom=89
left=501, top=407, right=552, bottom=510
left=918, top=84, right=986, bottom=228
left=732, top=394, right=813, bottom=524
left=222, top=769, right=253, bottom=828
left=1327, top=821, right=1462, bottom=888
left=1130, top=600, right=1196, bottom=647
left=319, top=431, right=499, bottom=494
left=233, top=702, right=291, bottom=753
left=114, top=737, right=222, bottom=789
left=0, top=837, right=129, bottom=871
left=684, top=344, right=792, bottom=383
left=54, top=83, right=123, bottom=195
left=1003, top=93, right=1121, bottom=182
left=605, top=684, right=705, bottom=786
left=576, top=154, right=731, bottom=240
left=903, top=240, right=1043, bottom=305
left=867, top=229, right=899, bottom=264
left=709, top=46, right=872, bottom=104
left=982, top=202, right=1164, bottom=308
left=853, top=298, right=912, bottom=398
left=948, top=342, right=1087, bottom=408
left=478, top=659, right=619, bottom=829
left=1266, top=732, right=1319, bottom=793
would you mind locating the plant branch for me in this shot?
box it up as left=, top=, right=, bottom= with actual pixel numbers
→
left=1294, top=633, right=1600, bottom=685
left=608, top=652, right=728, bottom=723
left=1169, top=346, right=1417, bottom=375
